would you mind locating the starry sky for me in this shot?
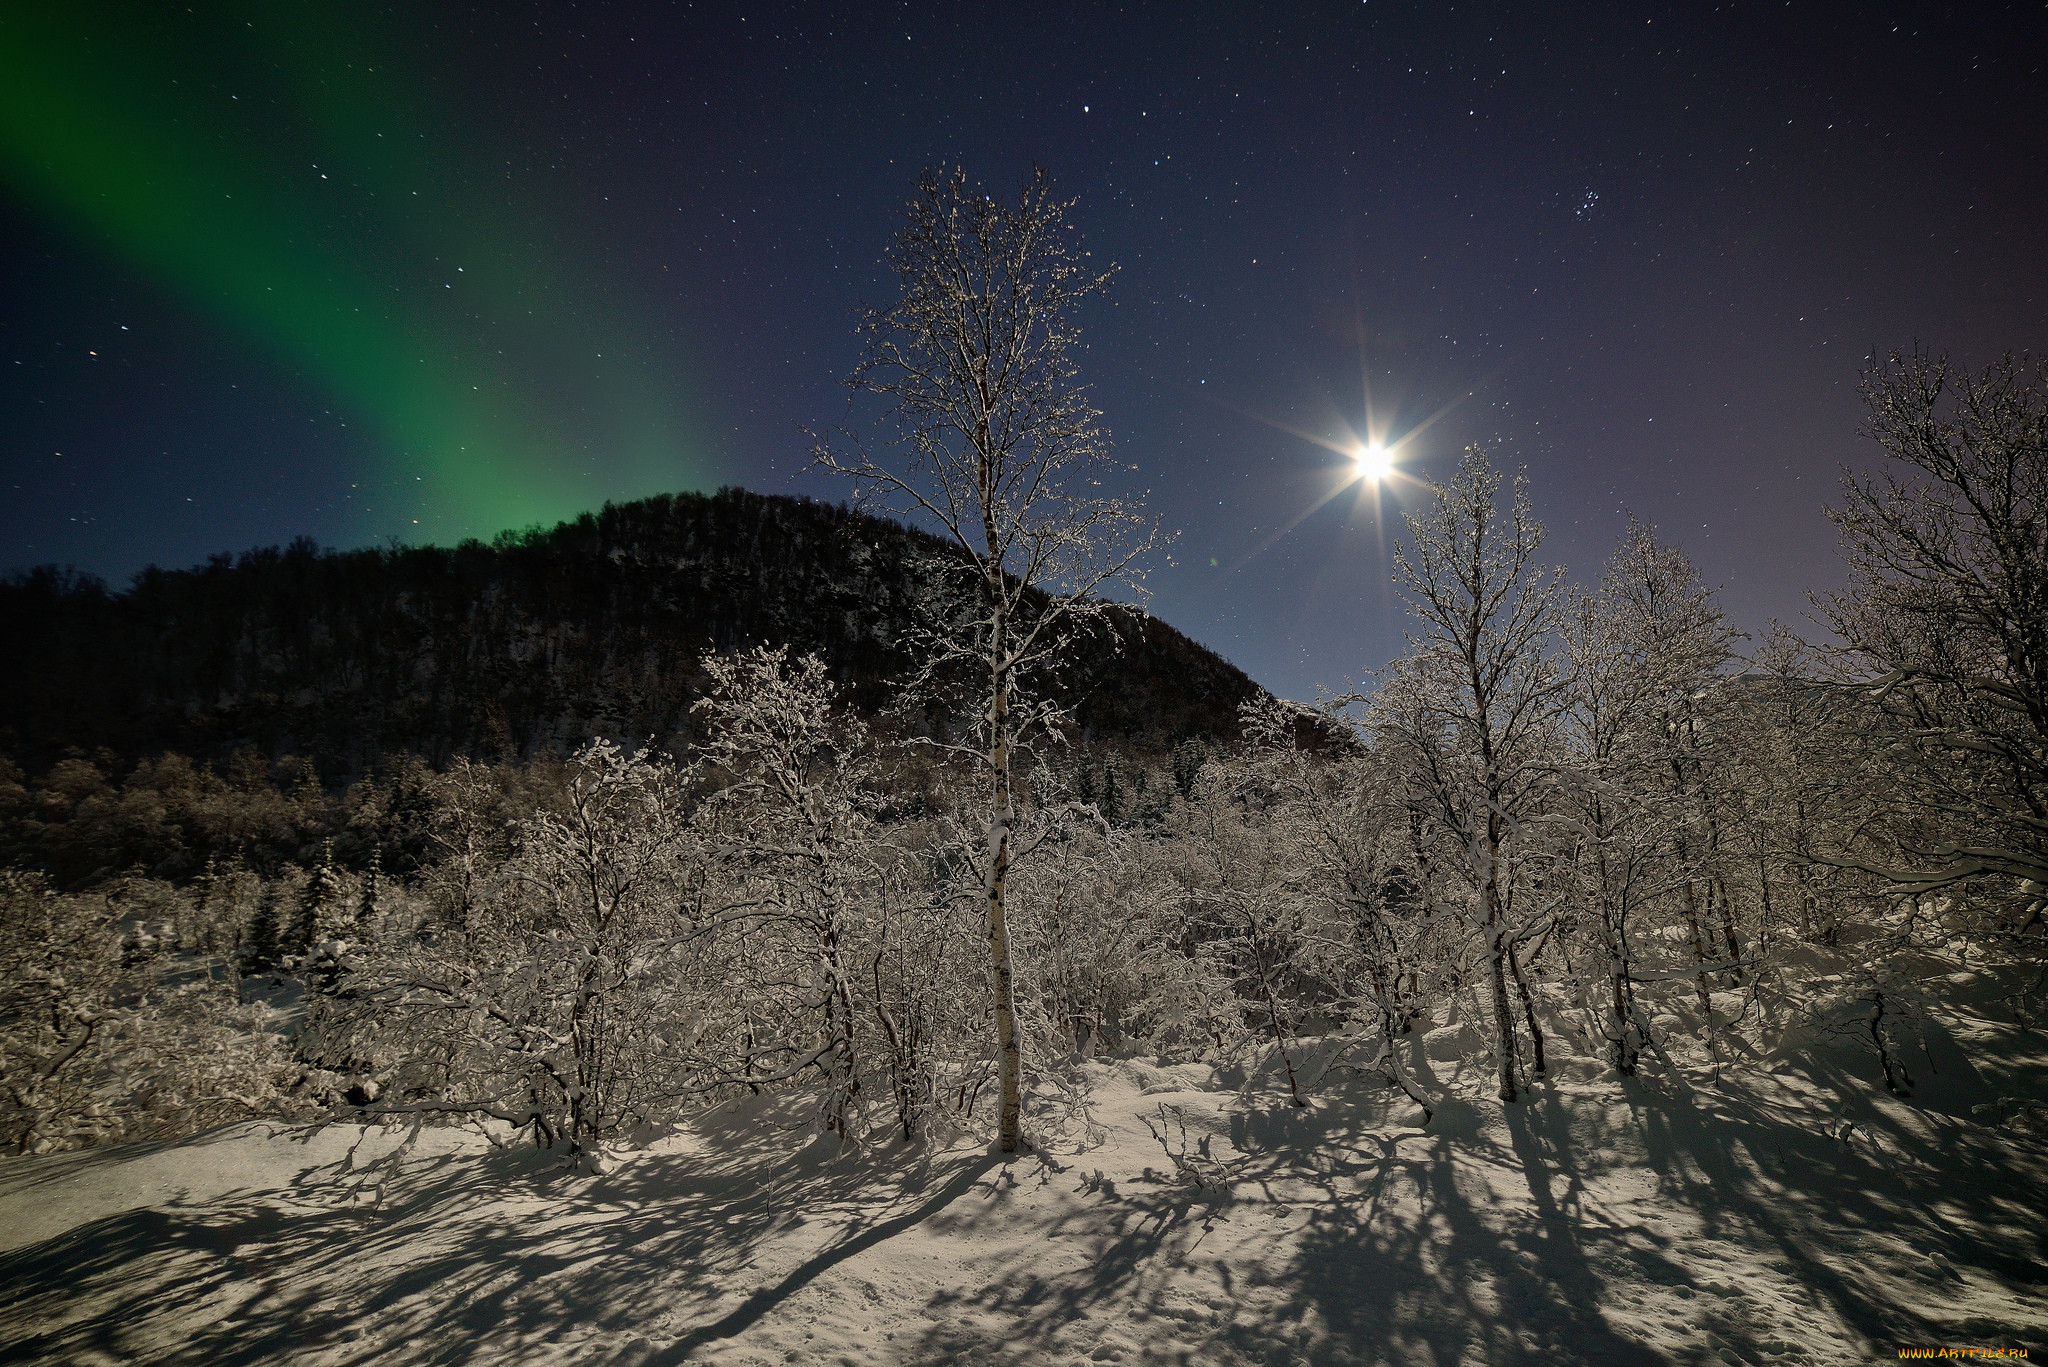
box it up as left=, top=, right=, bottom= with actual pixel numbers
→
left=3, top=1, right=2044, bottom=701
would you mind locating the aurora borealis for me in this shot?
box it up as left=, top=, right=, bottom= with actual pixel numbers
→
left=1, top=3, right=714, bottom=545
left=4, top=2, right=2044, bottom=698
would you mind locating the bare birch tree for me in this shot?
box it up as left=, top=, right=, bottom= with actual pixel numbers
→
left=816, top=166, right=1155, bottom=1151
left=1375, top=448, right=1565, bottom=1103
left=1555, top=521, right=1736, bottom=1074
left=692, top=647, right=886, bottom=1136
left=1820, top=350, right=2048, bottom=924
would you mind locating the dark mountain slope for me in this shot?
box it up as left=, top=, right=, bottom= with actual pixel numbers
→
left=2, top=488, right=1264, bottom=776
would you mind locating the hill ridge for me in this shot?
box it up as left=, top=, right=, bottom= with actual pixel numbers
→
left=2, top=487, right=1262, bottom=775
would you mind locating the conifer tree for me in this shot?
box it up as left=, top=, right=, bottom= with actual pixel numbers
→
left=242, top=879, right=283, bottom=972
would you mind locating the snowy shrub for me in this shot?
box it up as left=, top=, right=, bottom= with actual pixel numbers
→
left=851, top=870, right=990, bottom=1143
left=0, top=872, right=140, bottom=1152
left=693, top=648, right=1001, bottom=1144
left=1009, top=825, right=1173, bottom=1061
left=300, top=740, right=710, bottom=1155
left=0, top=871, right=299, bottom=1153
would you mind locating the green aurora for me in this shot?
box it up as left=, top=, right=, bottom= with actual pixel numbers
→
left=0, top=3, right=717, bottom=544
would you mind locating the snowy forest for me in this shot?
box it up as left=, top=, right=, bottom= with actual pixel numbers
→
left=4, top=171, right=2045, bottom=1363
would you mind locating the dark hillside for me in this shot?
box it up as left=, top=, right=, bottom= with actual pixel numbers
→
left=1, top=488, right=1263, bottom=776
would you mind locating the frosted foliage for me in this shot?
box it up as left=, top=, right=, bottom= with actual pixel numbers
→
left=0, top=872, right=299, bottom=1154
left=1375, top=447, right=1567, bottom=1103
left=691, top=645, right=983, bottom=1142
left=1823, top=349, right=2048, bottom=897
left=301, top=740, right=710, bottom=1154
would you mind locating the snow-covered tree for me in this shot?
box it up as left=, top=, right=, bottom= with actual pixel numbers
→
left=1726, top=627, right=1890, bottom=952
left=1, top=872, right=297, bottom=1153
left=1374, top=448, right=1566, bottom=1103
left=1235, top=698, right=1439, bottom=1115
left=240, top=870, right=290, bottom=972
left=304, top=742, right=707, bottom=1158
left=1009, top=821, right=1163, bottom=1062
left=0, top=872, right=131, bottom=1151
left=1819, top=349, right=2048, bottom=932
left=1171, top=756, right=1315, bottom=1102
left=692, top=646, right=889, bottom=1136
left=418, top=757, right=510, bottom=937
left=1552, top=521, right=1737, bottom=1073
left=817, top=166, right=1157, bottom=1151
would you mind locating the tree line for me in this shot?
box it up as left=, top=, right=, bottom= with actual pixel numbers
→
left=0, top=488, right=1259, bottom=780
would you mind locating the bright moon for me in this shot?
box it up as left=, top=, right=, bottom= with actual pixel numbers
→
left=1354, top=442, right=1392, bottom=482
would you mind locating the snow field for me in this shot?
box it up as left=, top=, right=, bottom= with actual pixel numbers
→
left=3, top=998, right=2044, bottom=1366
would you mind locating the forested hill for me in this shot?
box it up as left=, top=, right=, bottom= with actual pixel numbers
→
left=1, top=487, right=1263, bottom=776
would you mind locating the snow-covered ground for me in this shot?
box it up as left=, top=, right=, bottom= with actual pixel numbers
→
left=6, top=998, right=2046, bottom=1365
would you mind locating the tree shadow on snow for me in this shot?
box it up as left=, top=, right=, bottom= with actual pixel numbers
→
left=1615, top=1065, right=2048, bottom=1352
left=5, top=1061, right=2042, bottom=1366
left=0, top=1103, right=992, bottom=1367
left=898, top=1070, right=2048, bottom=1367
left=903, top=1102, right=1666, bottom=1367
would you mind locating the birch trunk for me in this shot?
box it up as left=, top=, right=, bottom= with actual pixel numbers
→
left=985, top=596, right=1024, bottom=1153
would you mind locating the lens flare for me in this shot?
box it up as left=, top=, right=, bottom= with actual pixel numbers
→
left=1353, top=442, right=1393, bottom=483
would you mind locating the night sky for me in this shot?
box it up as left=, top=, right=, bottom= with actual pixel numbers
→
left=4, top=2, right=2044, bottom=701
